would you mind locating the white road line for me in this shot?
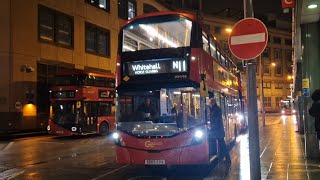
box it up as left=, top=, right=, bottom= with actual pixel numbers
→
left=40, top=141, right=65, bottom=144
left=91, top=165, right=129, bottom=180
left=7, top=170, right=25, bottom=180
left=231, top=33, right=265, bottom=45
left=0, top=169, right=25, bottom=180
left=2, top=142, right=14, bottom=151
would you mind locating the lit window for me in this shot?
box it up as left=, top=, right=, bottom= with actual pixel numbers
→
left=119, top=0, right=136, bottom=20
left=86, top=0, right=110, bottom=12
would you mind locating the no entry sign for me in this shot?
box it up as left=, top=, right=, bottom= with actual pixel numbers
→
left=228, top=18, right=268, bottom=60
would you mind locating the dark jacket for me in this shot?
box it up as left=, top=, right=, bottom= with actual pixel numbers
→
left=137, top=103, right=158, bottom=118
left=309, top=89, right=320, bottom=137
left=309, top=100, right=320, bottom=133
left=209, top=104, right=225, bottom=138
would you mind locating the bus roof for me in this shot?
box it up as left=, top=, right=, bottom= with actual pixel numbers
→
left=120, top=11, right=197, bottom=29
left=120, top=11, right=237, bottom=66
left=55, top=69, right=115, bottom=78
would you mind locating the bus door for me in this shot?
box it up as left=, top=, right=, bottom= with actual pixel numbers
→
left=83, top=102, right=98, bottom=132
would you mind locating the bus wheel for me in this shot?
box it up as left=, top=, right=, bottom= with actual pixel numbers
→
left=99, top=122, right=109, bottom=136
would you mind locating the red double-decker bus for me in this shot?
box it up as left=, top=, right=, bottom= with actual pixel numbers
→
left=47, top=69, right=116, bottom=136
left=113, top=11, right=245, bottom=167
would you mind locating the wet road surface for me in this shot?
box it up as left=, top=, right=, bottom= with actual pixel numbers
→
left=1, top=115, right=320, bottom=180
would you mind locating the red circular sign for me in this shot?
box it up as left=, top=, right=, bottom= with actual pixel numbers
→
left=228, top=18, right=268, bottom=60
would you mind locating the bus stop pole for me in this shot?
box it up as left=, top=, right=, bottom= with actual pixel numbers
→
left=244, top=0, right=262, bottom=179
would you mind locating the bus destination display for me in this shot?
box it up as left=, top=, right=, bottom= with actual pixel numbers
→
left=126, top=59, right=187, bottom=76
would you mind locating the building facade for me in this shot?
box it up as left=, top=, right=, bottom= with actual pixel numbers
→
left=159, top=0, right=293, bottom=113
left=203, top=18, right=293, bottom=113
left=0, top=0, right=167, bottom=132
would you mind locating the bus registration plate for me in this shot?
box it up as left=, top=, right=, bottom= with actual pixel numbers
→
left=145, top=160, right=165, bottom=165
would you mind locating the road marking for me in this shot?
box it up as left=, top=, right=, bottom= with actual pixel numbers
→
left=91, top=165, right=129, bottom=180
left=0, top=168, right=25, bottom=180
left=40, top=141, right=65, bottom=144
left=231, top=33, right=265, bottom=45
left=2, top=142, right=14, bottom=151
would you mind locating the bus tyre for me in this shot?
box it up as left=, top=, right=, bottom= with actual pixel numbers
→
left=99, top=122, right=109, bottom=136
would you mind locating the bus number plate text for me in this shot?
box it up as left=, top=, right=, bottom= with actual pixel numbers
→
left=174, top=75, right=187, bottom=79
left=145, top=160, right=165, bottom=165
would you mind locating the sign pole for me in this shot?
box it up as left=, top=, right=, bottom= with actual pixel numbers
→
left=244, top=0, right=261, bottom=180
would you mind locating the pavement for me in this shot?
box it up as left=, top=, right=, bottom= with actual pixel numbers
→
left=209, top=115, right=320, bottom=180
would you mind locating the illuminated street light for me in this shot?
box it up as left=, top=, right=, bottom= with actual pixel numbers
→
left=271, top=62, right=276, bottom=67
left=308, top=4, right=318, bottom=9
left=225, top=28, right=232, bottom=33
left=287, top=75, right=293, bottom=80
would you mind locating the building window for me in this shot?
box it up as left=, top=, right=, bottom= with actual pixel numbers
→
left=263, top=82, right=271, bottom=89
left=285, top=38, right=292, bottom=46
left=86, top=0, right=110, bottom=12
left=264, top=65, right=270, bottom=74
left=85, top=23, right=110, bottom=57
left=214, top=26, right=221, bottom=34
left=285, top=50, right=292, bottom=62
left=264, top=97, right=272, bottom=107
left=119, top=0, right=137, bottom=20
left=275, top=83, right=283, bottom=89
left=38, top=6, right=73, bottom=47
left=275, top=97, right=282, bottom=107
left=273, top=36, right=281, bottom=44
left=274, top=49, right=282, bottom=59
left=275, top=65, right=282, bottom=76
left=262, top=47, right=270, bottom=58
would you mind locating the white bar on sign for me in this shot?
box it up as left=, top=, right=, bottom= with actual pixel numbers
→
left=231, top=33, right=265, bottom=45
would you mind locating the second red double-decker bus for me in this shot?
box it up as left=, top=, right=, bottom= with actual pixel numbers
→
left=113, top=11, right=245, bottom=167
left=47, top=69, right=116, bottom=136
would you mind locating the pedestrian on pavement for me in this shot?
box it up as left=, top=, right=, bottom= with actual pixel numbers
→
left=208, top=98, right=231, bottom=164
left=309, top=89, right=320, bottom=140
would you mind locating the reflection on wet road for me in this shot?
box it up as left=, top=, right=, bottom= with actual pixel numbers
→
left=1, top=115, right=320, bottom=180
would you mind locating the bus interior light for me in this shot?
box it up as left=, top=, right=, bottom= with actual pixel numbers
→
left=237, top=114, right=244, bottom=121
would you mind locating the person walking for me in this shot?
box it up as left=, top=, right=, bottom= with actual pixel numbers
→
left=309, top=89, right=320, bottom=140
left=208, top=98, right=231, bottom=164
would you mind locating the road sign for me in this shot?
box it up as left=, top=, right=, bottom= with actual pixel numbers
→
left=281, top=0, right=295, bottom=9
left=228, top=18, right=268, bottom=60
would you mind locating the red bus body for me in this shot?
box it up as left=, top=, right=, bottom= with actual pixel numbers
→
left=114, top=11, right=245, bottom=166
left=48, top=69, right=116, bottom=136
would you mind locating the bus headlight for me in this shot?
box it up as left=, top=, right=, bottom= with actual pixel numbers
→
left=112, top=132, right=122, bottom=146
left=292, top=110, right=296, bottom=113
left=194, top=130, right=204, bottom=139
left=71, top=127, right=77, bottom=132
left=112, top=132, right=120, bottom=139
left=192, top=130, right=205, bottom=144
left=281, top=110, right=285, bottom=114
